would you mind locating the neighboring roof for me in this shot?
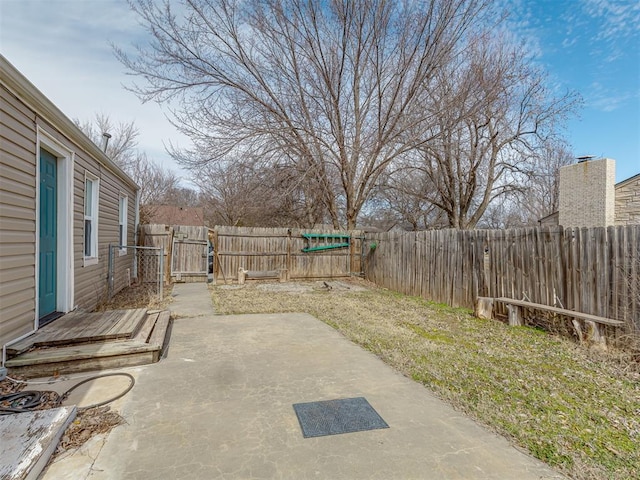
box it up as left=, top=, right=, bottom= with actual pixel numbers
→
left=145, top=205, right=206, bottom=226
left=538, top=211, right=559, bottom=224
left=0, top=54, right=138, bottom=191
left=615, top=172, right=640, bottom=189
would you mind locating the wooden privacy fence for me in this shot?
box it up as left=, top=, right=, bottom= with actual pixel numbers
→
left=365, top=226, right=640, bottom=331
left=213, top=226, right=364, bottom=282
left=139, top=224, right=211, bottom=283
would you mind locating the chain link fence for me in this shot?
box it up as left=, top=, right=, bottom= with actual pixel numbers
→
left=108, top=245, right=164, bottom=301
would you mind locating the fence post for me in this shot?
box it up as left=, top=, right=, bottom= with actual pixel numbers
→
left=349, top=232, right=354, bottom=275
left=286, top=228, right=292, bottom=278
left=159, top=246, right=164, bottom=301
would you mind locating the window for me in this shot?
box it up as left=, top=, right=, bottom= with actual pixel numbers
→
left=84, top=173, right=99, bottom=264
left=119, top=195, right=128, bottom=254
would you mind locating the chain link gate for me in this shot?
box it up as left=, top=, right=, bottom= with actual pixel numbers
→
left=108, top=245, right=164, bottom=301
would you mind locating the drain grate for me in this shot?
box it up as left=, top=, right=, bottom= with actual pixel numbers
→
left=293, top=397, right=389, bottom=438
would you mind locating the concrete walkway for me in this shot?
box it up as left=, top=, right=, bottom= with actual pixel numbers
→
left=44, top=283, right=564, bottom=479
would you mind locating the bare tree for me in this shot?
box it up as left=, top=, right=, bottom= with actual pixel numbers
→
left=367, top=169, right=448, bottom=231
left=193, top=157, right=328, bottom=227
left=75, top=114, right=140, bottom=171
left=192, top=160, right=272, bottom=227
left=117, top=0, right=491, bottom=229
left=402, top=32, right=580, bottom=229
left=126, top=153, right=183, bottom=222
left=77, top=114, right=188, bottom=221
left=515, top=140, right=575, bottom=224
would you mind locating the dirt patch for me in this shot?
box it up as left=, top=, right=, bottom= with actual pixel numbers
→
left=256, top=282, right=313, bottom=293
left=218, top=284, right=246, bottom=290
left=254, top=279, right=369, bottom=294
left=212, top=278, right=640, bottom=480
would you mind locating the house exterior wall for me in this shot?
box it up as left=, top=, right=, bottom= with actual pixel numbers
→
left=0, top=83, right=37, bottom=347
left=614, top=175, right=640, bottom=226
left=0, top=56, right=138, bottom=348
left=558, top=158, right=615, bottom=227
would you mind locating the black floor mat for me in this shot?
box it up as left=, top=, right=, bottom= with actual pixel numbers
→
left=293, top=397, right=389, bottom=438
left=38, top=311, right=64, bottom=327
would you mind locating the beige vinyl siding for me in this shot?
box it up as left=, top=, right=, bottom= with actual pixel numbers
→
left=72, top=150, right=137, bottom=311
left=0, top=84, right=37, bottom=347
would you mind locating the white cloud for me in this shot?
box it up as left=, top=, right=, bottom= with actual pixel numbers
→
left=583, top=0, right=640, bottom=41
left=587, top=81, right=639, bottom=112
left=0, top=0, right=190, bottom=178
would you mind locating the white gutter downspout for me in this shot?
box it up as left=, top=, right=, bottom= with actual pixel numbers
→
left=133, top=189, right=140, bottom=279
left=1, top=330, right=38, bottom=380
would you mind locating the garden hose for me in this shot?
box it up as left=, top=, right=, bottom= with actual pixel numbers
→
left=0, top=391, right=43, bottom=414
left=0, top=372, right=135, bottom=414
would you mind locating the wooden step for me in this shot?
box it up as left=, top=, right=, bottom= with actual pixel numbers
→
left=6, top=308, right=149, bottom=355
left=133, top=311, right=160, bottom=343
left=6, top=311, right=173, bottom=378
left=6, top=342, right=158, bottom=378
left=148, top=311, right=172, bottom=360
left=6, top=341, right=157, bottom=366
left=114, top=308, right=150, bottom=338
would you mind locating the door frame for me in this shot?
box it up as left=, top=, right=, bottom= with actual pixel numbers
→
left=36, top=127, right=74, bottom=327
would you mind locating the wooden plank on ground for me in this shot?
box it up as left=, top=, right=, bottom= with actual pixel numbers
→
left=0, top=406, right=77, bottom=480
left=494, top=297, right=624, bottom=326
left=149, top=311, right=171, bottom=347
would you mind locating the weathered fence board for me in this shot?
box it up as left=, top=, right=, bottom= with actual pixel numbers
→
left=365, top=226, right=640, bottom=332
left=140, top=224, right=211, bottom=283
left=213, top=226, right=363, bottom=282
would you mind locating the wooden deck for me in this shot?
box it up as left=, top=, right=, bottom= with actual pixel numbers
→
left=5, top=309, right=172, bottom=378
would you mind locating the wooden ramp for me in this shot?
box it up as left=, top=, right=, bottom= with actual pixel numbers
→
left=5, top=309, right=172, bottom=378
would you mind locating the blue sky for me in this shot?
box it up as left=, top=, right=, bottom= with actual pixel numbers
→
left=504, top=0, right=639, bottom=181
left=1, top=0, right=638, bottom=182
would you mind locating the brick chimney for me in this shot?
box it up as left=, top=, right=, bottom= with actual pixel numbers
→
left=558, top=158, right=615, bottom=227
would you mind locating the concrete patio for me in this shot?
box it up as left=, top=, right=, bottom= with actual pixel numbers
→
left=41, top=283, right=565, bottom=479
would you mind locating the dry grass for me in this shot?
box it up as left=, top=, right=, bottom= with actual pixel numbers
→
left=95, top=283, right=173, bottom=312
left=212, top=279, right=640, bottom=480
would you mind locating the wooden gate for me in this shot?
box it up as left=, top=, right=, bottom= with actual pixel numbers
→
left=171, top=225, right=209, bottom=282
left=139, top=224, right=211, bottom=283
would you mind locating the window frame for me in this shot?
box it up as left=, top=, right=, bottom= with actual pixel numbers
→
left=118, top=194, right=128, bottom=255
left=83, top=171, right=99, bottom=266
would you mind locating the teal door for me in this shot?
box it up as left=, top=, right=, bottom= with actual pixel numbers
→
left=39, top=149, right=57, bottom=318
